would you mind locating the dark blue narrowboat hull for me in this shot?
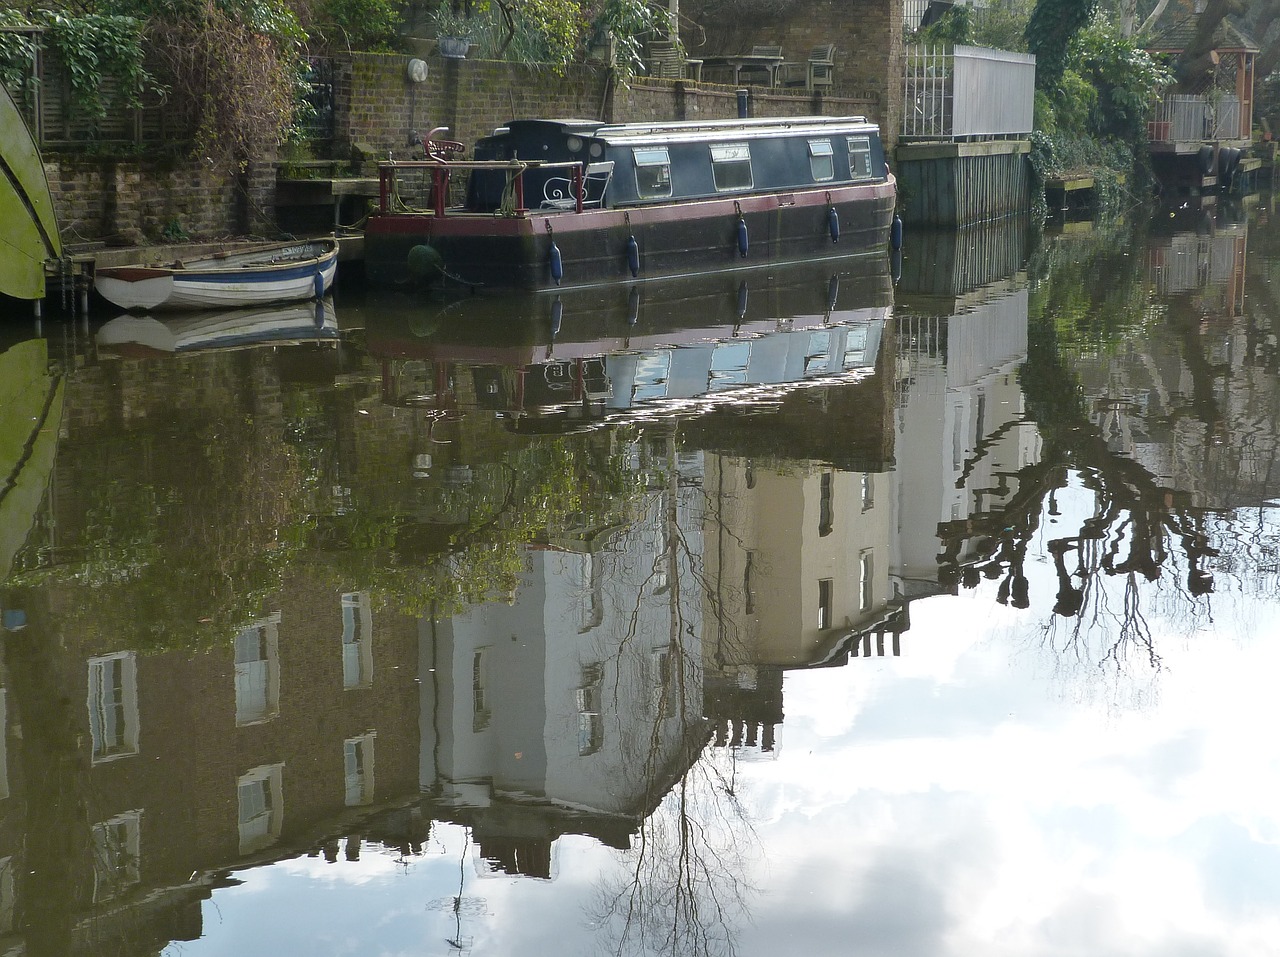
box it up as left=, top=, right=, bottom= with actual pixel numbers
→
left=366, top=177, right=896, bottom=292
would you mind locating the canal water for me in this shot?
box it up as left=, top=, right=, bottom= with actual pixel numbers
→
left=2, top=198, right=1279, bottom=955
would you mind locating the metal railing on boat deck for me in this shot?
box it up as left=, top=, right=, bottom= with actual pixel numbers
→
left=377, top=159, right=597, bottom=217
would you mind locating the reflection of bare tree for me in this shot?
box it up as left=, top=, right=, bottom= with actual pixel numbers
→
left=591, top=751, right=758, bottom=957
left=588, top=427, right=759, bottom=957
left=935, top=235, right=1233, bottom=680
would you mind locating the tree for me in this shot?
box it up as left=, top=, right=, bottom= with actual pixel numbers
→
left=1026, top=0, right=1100, bottom=89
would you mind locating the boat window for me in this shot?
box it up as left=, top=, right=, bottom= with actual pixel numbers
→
left=808, top=139, right=834, bottom=181
left=634, top=148, right=672, bottom=199
left=710, top=143, right=753, bottom=192
left=847, top=136, right=873, bottom=180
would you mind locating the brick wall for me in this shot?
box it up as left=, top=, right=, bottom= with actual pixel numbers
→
left=45, top=156, right=246, bottom=245
left=681, top=0, right=903, bottom=147
left=340, top=51, right=885, bottom=160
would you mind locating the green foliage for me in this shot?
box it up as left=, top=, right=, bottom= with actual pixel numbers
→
left=1025, top=0, right=1098, bottom=91
left=0, top=9, right=154, bottom=118
left=908, top=5, right=974, bottom=46
left=0, top=10, right=40, bottom=99
left=970, top=0, right=1032, bottom=52
left=1070, top=21, right=1172, bottom=142
left=1052, top=67, right=1098, bottom=135
left=1028, top=128, right=1141, bottom=216
left=316, top=0, right=404, bottom=48
left=428, top=0, right=666, bottom=82
left=587, top=0, right=669, bottom=84
left=1033, top=87, right=1058, bottom=135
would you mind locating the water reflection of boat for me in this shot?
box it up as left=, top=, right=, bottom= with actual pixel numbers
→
left=96, top=299, right=338, bottom=357
left=364, top=256, right=891, bottom=433
left=0, top=338, right=62, bottom=581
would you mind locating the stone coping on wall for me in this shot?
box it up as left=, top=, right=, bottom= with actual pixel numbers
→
left=895, top=140, right=1031, bottom=161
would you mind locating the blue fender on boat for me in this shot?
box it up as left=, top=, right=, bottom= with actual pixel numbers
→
left=549, top=242, right=563, bottom=285
left=628, top=286, right=641, bottom=326
left=737, top=218, right=749, bottom=257
left=890, top=214, right=903, bottom=250
left=313, top=269, right=325, bottom=299
left=828, top=207, right=840, bottom=243
left=626, top=235, right=640, bottom=277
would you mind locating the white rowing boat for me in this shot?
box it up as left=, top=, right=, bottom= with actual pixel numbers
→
left=94, top=239, right=338, bottom=311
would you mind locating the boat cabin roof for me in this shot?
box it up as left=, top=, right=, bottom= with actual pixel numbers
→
left=488, top=115, right=876, bottom=147
left=467, top=115, right=886, bottom=212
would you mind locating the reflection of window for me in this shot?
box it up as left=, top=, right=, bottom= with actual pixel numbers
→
left=472, top=649, right=490, bottom=732
left=92, top=810, right=141, bottom=902
left=577, top=663, right=604, bottom=756
left=804, top=330, right=832, bottom=375
left=861, top=473, right=874, bottom=511
left=235, top=616, right=280, bottom=725
left=859, top=550, right=874, bottom=612
left=237, top=764, right=284, bottom=854
left=808, top=138, right=834, bottom=181
left=653, top=511, right=670, bottom=592
left=634, top=148, right=672, bottom=198
left=88, top=653, right=139, bottom=763
left=819, top=472, right=834, bottom=537
left=578, top=554, right=604, bottom=633
left=818, top=579, right=833, bottom=629
left=847, top=136, right=872, bottom=179
left=344, top=733, right=376, bottom=807
left=341, top=592, right=373, bottom=690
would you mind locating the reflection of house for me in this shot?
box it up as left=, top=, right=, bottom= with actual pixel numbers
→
left=704, top=455, right=895, bottom=674
left=1146, top=221, right=1247, bottom=316
left=419, top=462, right=708, bottom=872
left=892, top=285, right=1038, bottom=593
left=0, top=573, right=421, bottom=954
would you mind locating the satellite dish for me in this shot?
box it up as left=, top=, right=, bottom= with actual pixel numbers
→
left=407, top=58, right=429, bottom=83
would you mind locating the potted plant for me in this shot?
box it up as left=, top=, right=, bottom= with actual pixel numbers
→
left=431, top=8, right=475, bottom=58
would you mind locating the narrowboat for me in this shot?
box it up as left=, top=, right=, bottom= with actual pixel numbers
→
left=364, top=115, right=896, bottom=292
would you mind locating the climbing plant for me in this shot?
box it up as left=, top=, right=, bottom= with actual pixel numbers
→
left=0, top=9, right=153, bottom=117
left=117, top=0, right=309, bottom=166
left=1025, top=0, right=1098, bottom=90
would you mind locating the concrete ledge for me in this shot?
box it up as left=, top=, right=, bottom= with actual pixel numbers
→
left=896, top=139, right=1031, bottom=161
left=1045, top=176, right=1095, bottom=192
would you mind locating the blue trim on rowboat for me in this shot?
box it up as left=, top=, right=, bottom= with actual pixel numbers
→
left=174, top=260, right=335, bottom=284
